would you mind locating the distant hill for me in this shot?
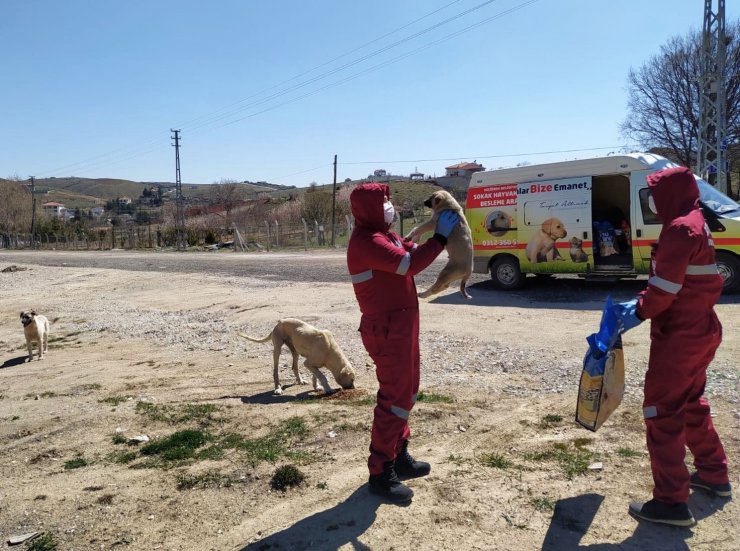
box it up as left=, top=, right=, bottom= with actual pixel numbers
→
left=0, top=176, right=296, bottom=209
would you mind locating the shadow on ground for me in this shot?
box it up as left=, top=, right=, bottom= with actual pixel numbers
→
left=1, top=356, right=27, bottom=369
left=239, top=486, right=384, bottom=550
left=541, top=491, right=731, bottom=550
left=430, top=275, right=740, bottom=311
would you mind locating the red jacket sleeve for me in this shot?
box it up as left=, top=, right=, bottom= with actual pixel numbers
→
left=362, top=232, right=443, bottom=277
left=637, top=224, right=694, bottom=320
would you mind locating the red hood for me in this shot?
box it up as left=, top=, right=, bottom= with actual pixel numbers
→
left=646, top=166, right=699, bottom=222
left=350, top=183, right=390, bottom=231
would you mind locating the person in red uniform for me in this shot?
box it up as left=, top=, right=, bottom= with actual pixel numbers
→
left=613, top=166, right=731, bottom=527
left=347, top=182, right=460, bottom=503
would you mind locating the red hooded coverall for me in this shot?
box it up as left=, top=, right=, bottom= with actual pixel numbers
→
left=637, top=166, right=729, bottom=504
left=347, top=183, right=445, bottom=475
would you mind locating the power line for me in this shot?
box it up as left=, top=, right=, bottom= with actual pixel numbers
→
left=33, top=0, right=535, bottom=179
left=213, top=0, right=539, bottom=130
left=33, top=1, right=478, bottom=178
left=181, top=0, right=505, bottom=133
left=339, top=145, right=636, bottom=165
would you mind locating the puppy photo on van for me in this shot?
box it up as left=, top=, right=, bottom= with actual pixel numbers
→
left=525, top=217, right=568, bottom=263
left=404, top=190, right=474, bottom=299
left=20, top=310, right=49, bottom=361
left=238, top=318, right=355, bottom=395
left=569, top=237, right=589, bottom=263
left=486, top=209, right=513, bottom=236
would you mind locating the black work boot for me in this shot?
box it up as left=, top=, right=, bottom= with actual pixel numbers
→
left=628, top=499, right=696, bottom=527
left=690, top=472, right=732, bottom=498
left=368, top=461, right=414, bottom=504
left=394, top=440, right=431, bottom=480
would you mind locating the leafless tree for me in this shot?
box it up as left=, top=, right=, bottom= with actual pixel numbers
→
left=0, top=175, right=33, bottom=234
left=622, top=22, right=740, bottom=171
left=209, top=178, right=245, bottom=223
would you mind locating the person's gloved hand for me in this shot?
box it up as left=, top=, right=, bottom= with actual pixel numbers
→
left=613, top=298, right=643, bottom=333
left=435, top=210, right=461, bottom=238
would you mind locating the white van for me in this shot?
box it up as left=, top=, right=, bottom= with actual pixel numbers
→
left=465, top=153, right=740, bottom=293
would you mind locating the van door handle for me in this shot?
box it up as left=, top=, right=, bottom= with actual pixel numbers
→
left=636, top=229, right=642, bottom=238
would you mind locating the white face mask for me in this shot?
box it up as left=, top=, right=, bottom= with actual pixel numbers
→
left=648, top=194, right=658, bottom=215
left=383, top=201, right=395, bottom=224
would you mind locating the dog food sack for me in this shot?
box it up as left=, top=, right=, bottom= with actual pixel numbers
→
left=576, top=297, right=626, bottom=432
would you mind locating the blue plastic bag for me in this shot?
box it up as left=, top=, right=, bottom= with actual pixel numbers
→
left=576, top=296, right=626, bottom=431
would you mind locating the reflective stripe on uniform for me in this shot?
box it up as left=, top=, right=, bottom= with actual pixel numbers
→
left=391, top=405, right=410, bottom=420
left=351, top=270, right=373, bottom=284
left=644, top=406, right=658, bottom=419
left=396, top=253, right=411, bottom=275
left=685, top=264, right=719, bottom=275
left=648, top=275, right=682, bottom=294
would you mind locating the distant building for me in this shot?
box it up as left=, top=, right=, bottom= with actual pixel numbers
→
left=410, top=170, right=425, bottom=181
left=373, top=169, right=387, bottom=178
left=116, top=196, right=132, bottom=206
left=42, top=202, right=66, bottom=218
left=445, top=161, right=485, bottom=178
left=90, top=207, right=105, bottom=218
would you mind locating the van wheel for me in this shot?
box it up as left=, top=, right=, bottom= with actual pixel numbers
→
left=491, top=256, right=524, bottom=290
left=716, top=252, right=740, bottom=294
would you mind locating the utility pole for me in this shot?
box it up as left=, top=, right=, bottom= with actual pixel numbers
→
left=171, top=129, right=185, bottom=250
left=697, top=0, right=728, bottom=193
left=331, top=154, right=337, bottom=247
left=29, top=176, right=37, bottom=248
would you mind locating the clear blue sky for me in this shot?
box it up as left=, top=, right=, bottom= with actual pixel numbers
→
left=2, top=0, right=737, bottom=187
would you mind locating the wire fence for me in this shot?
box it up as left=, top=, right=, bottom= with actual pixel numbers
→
left=0, top=211, right=431, bottom=252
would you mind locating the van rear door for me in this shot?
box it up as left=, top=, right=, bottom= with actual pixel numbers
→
left=631, top=170, right=661, bottom=270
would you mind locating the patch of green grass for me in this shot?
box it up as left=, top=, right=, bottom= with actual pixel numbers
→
left=333, top=421, right=368, bottom=432
left=97, top=494, right=115, bottom=505
left=316, top=481, right=328, bottom=490
left=480, top=452, right=513, bottom=469
left=78, top=383, right=102, bottom=391
left=285, top=450, right=323, bottom=465
left=140, top=429, right=210, bottom=462
left=28, top=533, right=57, bottom=551
left=416, top=391, right=454, bottom=404
left=342, top=395, right=376, bottom=406
left=523, top=441, right=595, bottom=480
left=64, top=457, right=88, bottom=470
left=445, top=454, right=469, bottom=465
left=239, top=436, right=285, bottom=466
left=100, top=395, right=132, bottom=406
left=279, top=416, right=309, bottom=439
left=11, top=415, right=19, bottom=421
left=196, top=445, right=225, bottom=461
left=572, top=437, right=593, bottom=450
left=270, top=464, right=306, bottom=491
left=531, top=497, right=556, bottom=512
left=108, top=450, right=138, bottom=464
left=616, top=447, right=640, bottom=458
left=111, top=433, right=128, bottom=445
left=135, top=402, right=221, bottom=426
left=25, top=391, right=57, bottom=399
left=540, top=414, right=563, bottom=427
left=176, top=470, right=238, bottom=490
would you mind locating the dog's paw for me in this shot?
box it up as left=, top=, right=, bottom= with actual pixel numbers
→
left=273, top=387, right=283, bottom=395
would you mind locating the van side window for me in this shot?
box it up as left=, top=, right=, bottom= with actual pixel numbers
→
left=639, top=188, right=660, bottom=225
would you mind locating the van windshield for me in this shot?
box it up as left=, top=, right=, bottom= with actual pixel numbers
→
left=697, top=179, right=740, bottom=216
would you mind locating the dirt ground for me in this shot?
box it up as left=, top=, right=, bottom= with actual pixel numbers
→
left=0, top=250, right=738, bottom=551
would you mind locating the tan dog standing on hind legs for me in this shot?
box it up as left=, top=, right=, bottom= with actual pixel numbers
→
left=239, top=318, right=355, bottom=395
left=404, top=190, right=474, bottom=298
left=20, top=310, right=49, bottom=361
